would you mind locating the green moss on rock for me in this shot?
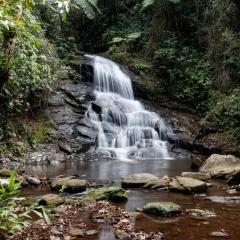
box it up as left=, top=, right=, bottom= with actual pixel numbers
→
left=143, top=202, right=182, bottom=217
left=79, top=186, right=127, bottom=207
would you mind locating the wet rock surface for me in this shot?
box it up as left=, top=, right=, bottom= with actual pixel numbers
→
left=171, top=176, right=208, bottom=193
left=121, top=173, right=159, bottom=188
left=181, top=172, right=211, bottom=181
left=200, top=154, right=240, bottom=179
left=51, top=176, right=88, bottom=193
left=40, top=194, right=64, bottom=206
left=143, top=202, right=182, bottom=217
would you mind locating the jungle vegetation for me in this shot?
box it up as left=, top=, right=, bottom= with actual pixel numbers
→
left=0, top=0, right=240, bottom=153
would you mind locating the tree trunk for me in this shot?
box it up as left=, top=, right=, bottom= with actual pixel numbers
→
left=0, top=30, right=15, bottom=91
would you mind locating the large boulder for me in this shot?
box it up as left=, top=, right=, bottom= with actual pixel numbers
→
left=200, top=154, right=240, bottom=177
left=121, top=173, right=159, bottom=188
left=143, top=202, right=182, bottom=217
left=169, top=176, right=208, bottom=193
left=51, top=177, right=88, bottom=193
left=181, top=172, right=210, bottom=181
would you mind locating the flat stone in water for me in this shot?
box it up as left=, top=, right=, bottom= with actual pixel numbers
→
left=170, top=176, right=208, bottom=193
left=143, top=202, right=182, bottom=217
left=185, top=209, right=216, bottom=217
left=51, top=177, right=88, bottom=193
left=209, top=230, right=229, bottom=237
left=206, top=196, right=240, bottom=204
left=121, top=173, right=159, bottom=188
left=143, top=179, right=168, bottom=189
left=181, top=172, right=211, bottom=181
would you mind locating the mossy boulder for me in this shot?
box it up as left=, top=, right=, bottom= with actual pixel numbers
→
left=80, top=186, right=127, bottom=207
left=143, top=202, right=182, bottom=217
left=51, top=177, right=88, bottom=193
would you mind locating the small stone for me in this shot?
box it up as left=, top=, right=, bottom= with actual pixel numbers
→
left=69, top=228, right=84, bottom=237
left=51, top=228, right=62, bottom=236
left=86, top=230, right=98, bottom=236
left=64, top=236, right=71, bottom=240
left=58, top=143, right=72, bottom=154
left=0, top=168, right=11, bottom=177
left=115, top=229, right=130, bottom=240
left=209, top=230, right=229, bottom=237
left=0, top=179, right=10, bottom=187
left=40, top=194, right=64, bottom=206
left=25, top=176, right=41, bottom=185
left=143, top=202, right=182, bottom=217
left=185, top=209, right=216, bottom=217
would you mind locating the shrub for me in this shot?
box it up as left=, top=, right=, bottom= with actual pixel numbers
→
left=0, top=171, right=51, bottom=236
left=153, top=32, right=212, bottom=110
left=205, top=89, right=240, bottom=141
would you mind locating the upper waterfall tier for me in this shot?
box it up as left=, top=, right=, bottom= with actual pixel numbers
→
left=93, top=56, right=134, bottom=99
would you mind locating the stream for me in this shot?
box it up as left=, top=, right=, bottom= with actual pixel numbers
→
left=23, top=55, right=240, bottom=239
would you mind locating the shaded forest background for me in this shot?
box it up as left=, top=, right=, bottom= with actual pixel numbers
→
left=0, top=0, right=240, bottom=155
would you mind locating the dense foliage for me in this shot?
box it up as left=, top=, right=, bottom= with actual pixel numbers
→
left=0, top=171, right=50, bottom=237
left=1, top=0, right=240, bottom=152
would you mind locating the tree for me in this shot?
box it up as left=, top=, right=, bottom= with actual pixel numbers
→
left=0, top=0, right=100, bottom=90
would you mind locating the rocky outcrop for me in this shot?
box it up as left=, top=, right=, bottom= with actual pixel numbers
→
left=51, top=177, right=88, bottom=193
left=199, top=154, right=240, bottom=178
left=121, top=173, right=159, bottom=188
left=143, top=202, right=182, bottom=216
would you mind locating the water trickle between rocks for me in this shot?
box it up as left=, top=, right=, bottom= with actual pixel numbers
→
left=85, top=55, right=173, bottom=160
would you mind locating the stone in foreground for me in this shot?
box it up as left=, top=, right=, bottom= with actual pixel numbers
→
left=200, top=154, right=240, bottom=178
left=181, top=172, right=211, bottom=181
left=51, top=177, right=88, bottom=193
left=143, top=202, right=182, bottom=217
left=121, top=173, right=159, bottom=188
left=40, top=194, right=64, bottom=206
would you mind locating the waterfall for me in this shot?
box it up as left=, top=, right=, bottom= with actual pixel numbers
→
left=85, top=55, right=172, bottom=160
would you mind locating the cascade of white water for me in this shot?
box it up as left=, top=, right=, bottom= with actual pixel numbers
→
left=86, top=55, right=172, bottom=160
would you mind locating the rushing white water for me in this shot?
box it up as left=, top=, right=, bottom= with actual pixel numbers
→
left=86, top=55, right=172, bottom=160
